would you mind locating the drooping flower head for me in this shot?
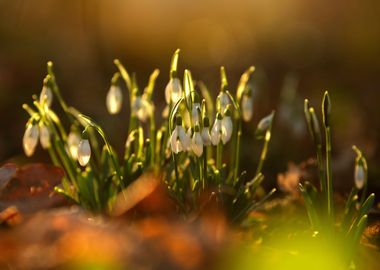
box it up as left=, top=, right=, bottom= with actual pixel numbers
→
left=201, top=117, right=211, bottom=146
left=77, top=129, right=91, bottom=166
left=211, top=113, right=223, bottom=146
left=191, top=125, right=203, bottom=157
left=39, top=84, right=53, bottom=108
left=241, top=87, right=253, bottom=122
left=221, top=105, right=233, bottom=144
left=170, top=115, right=190, bottom=154
left=106, top=84, right=123, bottom=115
left=23, top=122, right=39, bottom=157
left=67, top=127, right=81, bottom=160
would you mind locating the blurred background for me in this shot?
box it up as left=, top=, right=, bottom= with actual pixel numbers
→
left=0, top=0, right=379, bottom=192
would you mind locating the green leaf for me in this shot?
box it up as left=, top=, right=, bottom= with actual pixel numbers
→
left=183, top=69, right=194, bottom=111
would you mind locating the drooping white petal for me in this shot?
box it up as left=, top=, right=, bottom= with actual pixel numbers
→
left=165, top=78, right=183, bottom=104
left=211, top=119, right=222, bottom=145
left=354, top=163, right=365, bottom=190
left=170, top=127, right=182, bottom=154
left=241, top=95, right=253, bottom=121
left=67, top=131, right=81, bottom=160
left=201, top=127, right=211, bottom=146
left=191, top=132, right=203, bottom=157
left=39, top=86, right=53, bottom=108
left=78, top=139, right=91, bottom=166
left=106, top=85, right=123, bottom=114
left=39, top=124, right=51, bottom=149
left=23, top=124, right=39, bottom=157
left=179, top=127, right=191, bottom=151
left=221, top=116, right=233, bottom=144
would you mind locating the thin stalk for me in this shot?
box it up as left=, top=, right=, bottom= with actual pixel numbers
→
left=173, top=153, right=180, bottom=193
left=216, top=142, right=223, bottom=171
left=233, top=118, right=242, bottom=184
left=255, top=130, right=270, bottom=177
left=325, top=126, right=334, bottom=221
left=149, top=114, right=156, bottom=166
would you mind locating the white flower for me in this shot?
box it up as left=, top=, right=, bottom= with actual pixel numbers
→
left=170, top=118, right=190, bottom=154
left=201, top=127, right=211, bottom=146
left=217, top=91, right=230, bottom=115
left=23, top=123, right=39, bottom=157
left=354, top=162, right=365, bottom=190
left=241, top=94, right=253, bottom=121
left=78, top=139, right=91, bottom=166
left=106, top=85, right=123, bottom=114
left=67, top=131, right=81, bottom=160
left=211, top=114, right=223, bottom=146
left=165, top=78, right=183, bottom=104
left=132, top=95, right=153, bottom=122
left=257, top=113, right=274, bottom=132
left=191, top=103, right=201, bottom=125
left=40, top=85, right=53, bottom=108
left=221, top=115, right=233, bottom=144
left=39, top=124, right=51, bottom=149
left=191, top=127, right=203, bottom=157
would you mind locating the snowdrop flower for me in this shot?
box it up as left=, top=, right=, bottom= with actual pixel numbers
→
left=170, top=116, right=190, bottom=154
left=78, top=138, right=91, bottom=166
left=23, top=123, right=39, bottom=157
left=354, top=160, right=366, bottom=190
left=39, top=123, right=51, bottom=149
left=106, top=85, right=123, bottom=114
left=221, top=107, right=233, bottom=144
left=165, top=77, right=183, bottom=104
left=39, top=85, right=53, bottom=108
left=201, top=117, right=211, bottom=146
left=257, top=112, right=274, bottom=133
left=67, top=130, right=81, bottom=160
left=211, top=113, right=223, bottom=146
left=191, top=125, right=203, bottom=157
left=217, top=91, right=230, bottom=115
left=132, top=95, right=153, bottom=122
left=241, top=90, right=253, bottom=122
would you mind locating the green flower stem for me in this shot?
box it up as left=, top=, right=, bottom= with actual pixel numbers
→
left=47, top=145, right=61, bottom=167
left=173, top=153, right=180, bottom=193
left=325, top=126, right=334, bottom=222
left=216, top=142, right=223, bottom=171
left=149, top=114, right=156, bottom=166
left=255, top=129, right=271, bottom=177
left=233, top=117, right=242, bottom=184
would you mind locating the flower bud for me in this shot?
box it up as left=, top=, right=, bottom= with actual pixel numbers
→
left=106, top=85, right=123, bottom=114
left=322, top=91, right=331, bottom=127
left=67, top=130, right=81, bottom=160
left=23, top=123, right=39, bottom=157
left=191, top=125, right=203, bottom=157
left=354, top=161, right=366, bottom=190
left=78, top=139, right=91, bottom=166
left=241, top=92, right=253, bottom=122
